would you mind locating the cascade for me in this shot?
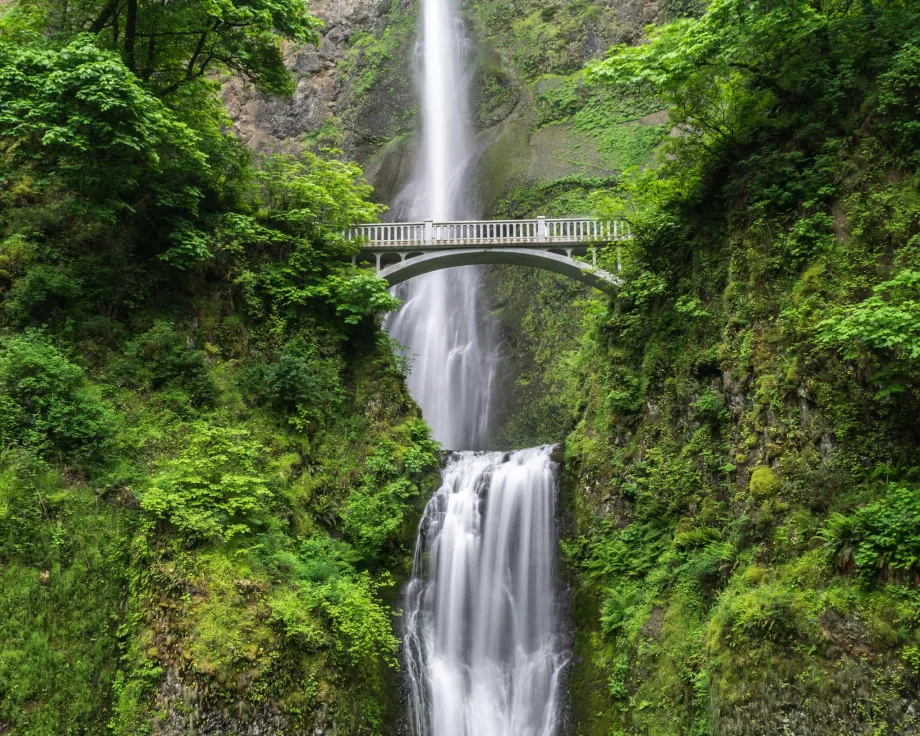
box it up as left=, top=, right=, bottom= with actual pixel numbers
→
left=385, top=0, right=568, bottom=731
left=384, top=0, right=496, bottom=451
left=404, top=448, right=567, bottom=736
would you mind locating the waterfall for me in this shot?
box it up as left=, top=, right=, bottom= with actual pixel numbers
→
left=385, top=0, right=568, bottom=730
left=385, top=0, right=496, bottom=451
left=404, top=448, right=567, bottom=736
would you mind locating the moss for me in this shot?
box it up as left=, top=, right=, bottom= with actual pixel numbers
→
left=749, top=467, right=781, bottom=499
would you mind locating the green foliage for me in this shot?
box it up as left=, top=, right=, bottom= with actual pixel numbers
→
left=0, top=333, right=113, bottom=465
left=710, top=575, right=810, bottom=648
left=551, top=0, right=920, bottom=732
left=0, top=3, right=426, bottom=732
left=820, top=484, right=920, bottom=575
left=230, top=153, right=396, bottom=329
left=0, top=38, right=206, bottom=220
left=532, top=72, right=668, bottom=169
left=262, top=535, right=401, bottom=667
left=342, top=426, right=439, bottom=558
left=0, top=451, right=128, bottom=736
left=1, top=0, right=321, bottom=97
left=877, top=43, right=920, bottom=161
left=3, top=264, right=84, bottom=328
left=475, top=0, right=608, bottom=79
left=339, top=5, right=414, bottom=100
left=271, top=566, right=400, bottom=666
left=817, top=268, right=920, bottom=396
left=119, top=322, right=218, bottom=407
left=475, top=65, right=517, bottom=127
left=140, top=423, right=273, bottom=543
left=244, top=338, right=345, bottom=430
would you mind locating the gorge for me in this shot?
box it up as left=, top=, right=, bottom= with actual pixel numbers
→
left=1, top=0, right=920, bottom=735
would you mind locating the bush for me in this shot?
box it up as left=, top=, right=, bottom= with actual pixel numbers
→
left=268, top=536, right=400, bottom=665
left=819, top=484, right=920, bottom=575
left=3, top=264, right=83, bottom=328
left=119, top=322, right=218, bottom=407
left=242, top=339, right=345, bottom=430
left=341, top=434, right=438, bottom=558
left=270, top=569, right=400, bottom=666
left=878, top=43, right=920, bottom=160
left=0, top=333, right=113, bottom=465
left=141, top=423, right=273, bottom=543
left=710, top=579, right=809, bottom=648
left=817, top=269, right=920, bottom=397
left=0, top=37, right=205, bottom=221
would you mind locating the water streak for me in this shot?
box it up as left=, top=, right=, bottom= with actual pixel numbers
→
left=385, top=0, right=496, bottom=451
left=387, top=0, right=568, bottom=730
left=404, top=447, right=567, bottom=736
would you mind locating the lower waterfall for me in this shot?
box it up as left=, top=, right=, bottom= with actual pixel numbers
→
left=404, top=446, right=567, bottom=736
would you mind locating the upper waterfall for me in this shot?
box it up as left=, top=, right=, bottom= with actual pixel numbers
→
left=385, top=0, right=497, bottom=450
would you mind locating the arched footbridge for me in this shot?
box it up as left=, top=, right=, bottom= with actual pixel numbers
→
left=347, top=217, right=630, bottom=292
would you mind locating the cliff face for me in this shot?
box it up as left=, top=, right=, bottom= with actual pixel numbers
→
left=222, top=0, right=668, bottom=211
left=484, top=2, right=920, bottom=733
left=221, top=0, right=417, bottom=163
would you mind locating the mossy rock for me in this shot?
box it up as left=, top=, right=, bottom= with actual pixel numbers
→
left=749, top=466, right=781, bottom=498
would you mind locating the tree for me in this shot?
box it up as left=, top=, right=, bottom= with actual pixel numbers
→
left=1, top=0, right=322, bottom=96
left=0, top=37, right=205, bottom=219
left=589, top=0, right=920, bottom=154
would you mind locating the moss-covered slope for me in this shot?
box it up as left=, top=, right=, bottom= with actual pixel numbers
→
left=482, top=1, right=920, bottom=733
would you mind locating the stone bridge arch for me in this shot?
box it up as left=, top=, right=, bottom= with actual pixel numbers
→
left=376, top=247, right=620, bottom=293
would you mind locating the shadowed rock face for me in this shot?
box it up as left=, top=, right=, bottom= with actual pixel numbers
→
left=220, top=0, right=666, bottom=212
left=221, top=0, right=418, bottom=160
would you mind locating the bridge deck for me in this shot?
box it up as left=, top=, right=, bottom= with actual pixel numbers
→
left=347, top=217, right=630, bottom=250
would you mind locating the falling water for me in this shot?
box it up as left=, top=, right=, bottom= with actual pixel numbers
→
left=404, top=447, right=567, bottom=736
left=385, top=0, right=568, bottom=729
left=385, top=0, right=496, bottom=451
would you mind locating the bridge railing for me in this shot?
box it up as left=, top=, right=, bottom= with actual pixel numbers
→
left=346, top=217, right=630, bottom=247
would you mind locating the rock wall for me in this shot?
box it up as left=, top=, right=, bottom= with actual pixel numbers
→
left=222, top=0, right=670, bottom=212
left=221, top=0, right=418, bottom=164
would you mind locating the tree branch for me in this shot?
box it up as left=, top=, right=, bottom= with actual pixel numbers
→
left=88, top=0, right=122, bottom=33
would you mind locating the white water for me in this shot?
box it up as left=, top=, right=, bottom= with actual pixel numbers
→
left=385, top=0, right=496, bottom=451
left=386, top=0, right=568, bottom=730
left=404, top=448, right=567, bottom=736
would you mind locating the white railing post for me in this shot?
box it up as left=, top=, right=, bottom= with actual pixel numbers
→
left=537, top=216, right=547, bottom=243
left=425, top=220, right=434, bottom=246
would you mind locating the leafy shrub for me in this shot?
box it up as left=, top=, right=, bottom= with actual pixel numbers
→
left=267, top=535, right=400, bottom=665
left=119, top=323, right=218, bottom=407
left=342, top=477, right=418, bottom=557
left=0, top=38, right=205, bottom=220
left=0, top=333, right=113, bottom=465
left=819, top=484, right=920, bottom=575
left=270, top=569, right=400, bottom=666
left=242, top=339, right=345, bottom=430
left=3, top=264, right=83, bottom=328
left=710, top=579, right=809, bottom=648
left=141, top=423, right=273, bottom=543
left=267, top=341, right=345, bottom=429
left=878, top=43, right=920, bottom=160
left=817, top=269, right=920, bottom=396
left=600, top=584, right=646, bottom=637
left=341, top=433, right=438, bottom=558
